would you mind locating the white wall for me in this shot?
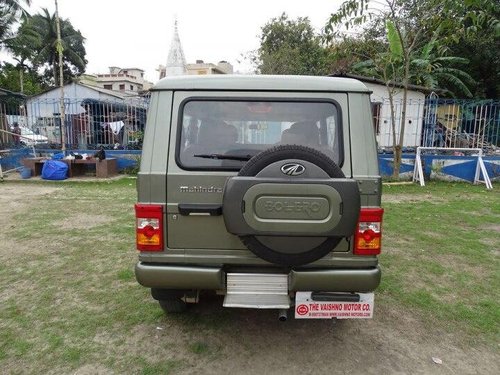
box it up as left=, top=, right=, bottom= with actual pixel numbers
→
left=25, top=83, right=122, bottom=119
left=365, top=82, right=426, bottom=148
left=24, top=82, right=124, bottom=142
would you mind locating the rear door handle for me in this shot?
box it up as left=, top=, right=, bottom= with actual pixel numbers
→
left=178, top=204, right=222, bottom=216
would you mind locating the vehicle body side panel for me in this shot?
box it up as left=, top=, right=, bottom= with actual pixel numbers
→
left=137, top=91, right=172, bottom=204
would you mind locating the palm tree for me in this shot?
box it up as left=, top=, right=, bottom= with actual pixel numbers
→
left=30, top=8, right=86, bottom=86
left=3, top=18, right=40, bottom=92
left=0, top=0, right=31, bottom=46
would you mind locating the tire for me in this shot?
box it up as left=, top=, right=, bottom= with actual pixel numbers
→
left=239, top=145, right=345, bottom=179
left=235, top=144, right=346, bottom=267
left=151, top=288, right=188, bottom=314
left=158, top=298, right=187, bottom=314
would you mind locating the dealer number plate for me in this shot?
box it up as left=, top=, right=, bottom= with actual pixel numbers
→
left=295, top=292, right=374, bottom=319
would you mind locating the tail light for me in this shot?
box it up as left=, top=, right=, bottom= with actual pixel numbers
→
left=135, top=204, right=164, bottom=251
left=354, top=207, right=384, bottom=255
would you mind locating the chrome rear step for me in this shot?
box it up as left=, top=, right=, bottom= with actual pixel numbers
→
left=223, top=273, right=290, bottom=309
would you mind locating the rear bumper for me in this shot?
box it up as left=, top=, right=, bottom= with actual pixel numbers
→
left=135, top=263, right=225, bottom=290
left=135, top=262, right=381, bottom=292
left=289, top=267, right=381, bottom=292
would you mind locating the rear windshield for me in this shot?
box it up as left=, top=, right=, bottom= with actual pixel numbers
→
left=177, top=99, right=342, bottom=170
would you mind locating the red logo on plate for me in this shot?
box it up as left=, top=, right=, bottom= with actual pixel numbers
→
left=296, top=304, right=309, bottom=316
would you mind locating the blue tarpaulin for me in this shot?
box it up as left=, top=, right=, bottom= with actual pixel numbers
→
left=41, top=160, right=68, bottom=180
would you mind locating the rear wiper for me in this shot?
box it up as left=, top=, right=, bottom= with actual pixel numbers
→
left=193, top=153, right=253, bottom=161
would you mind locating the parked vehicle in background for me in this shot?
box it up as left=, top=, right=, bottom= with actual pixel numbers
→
left=134, top=75, right=384, bottom=321
left=12, top=126, right=49, bottom=146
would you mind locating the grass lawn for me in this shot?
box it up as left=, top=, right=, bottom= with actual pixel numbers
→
left=380, top=182, right=499, bottom=343
left=0, top=178, right=498, bottom=374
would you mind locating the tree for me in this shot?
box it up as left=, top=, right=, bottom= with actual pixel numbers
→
left=254, top=13, right=330, bottom=75
left=327, top=0, right=499, bottom=98
left=352, top=34, right=476, bottom=98
left=443, top=0, right=500, bottom=98
left=3, top=17, right=41, bottom=92
left=328, top=35, right=385, bottom=75
left=0, top=61, right=42, bottom=94
left=410, top=37, right=475, bottom=98
left=352, top=29, right=475, bottom=171
left=327, top=1, right=441, bottom=178
left=398, top=0, right=499, bottom=98
left=450, top=35, right=499, bottom=98
left=325, top=0, right=483, bottom=178
left=349, top=21, right=412, bottom=169
left=0, top=0, right=31, bottom=46
left=30, top=8, right=86, bottom=86
left=421, top=0, right=499, bottom=45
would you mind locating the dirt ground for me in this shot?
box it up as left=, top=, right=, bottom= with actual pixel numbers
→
left=1, top=183, right=498, bottom=375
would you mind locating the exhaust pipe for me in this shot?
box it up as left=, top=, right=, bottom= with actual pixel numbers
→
left=278, top=309, right=288, bottom=322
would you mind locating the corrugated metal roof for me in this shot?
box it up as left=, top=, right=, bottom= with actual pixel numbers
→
left=28, top=82, right=130, bottom=100
left=0, top=87, right=26, bottom=98
left=78, top=83, right=128, bottom=99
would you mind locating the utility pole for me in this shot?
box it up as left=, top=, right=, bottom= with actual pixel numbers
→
left=55, top=0, right=66, bottom=153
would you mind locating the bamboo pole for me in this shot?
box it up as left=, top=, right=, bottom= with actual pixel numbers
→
left=55, top=0, right=66, bottom=154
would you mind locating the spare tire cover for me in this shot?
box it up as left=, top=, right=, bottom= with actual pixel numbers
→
left=230, top=145, right=349, bottom=266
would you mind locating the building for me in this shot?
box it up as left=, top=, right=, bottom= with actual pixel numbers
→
left=159, top=59, right=234, bottom=78
left=24, top=82, right=147, bottom=147
left=83, top=67, right=153, bottom=94
left=0, top=87, right=25, bottom=100
left=157, top=19, right=233, bottom=79
left=186, top=60, right=233, bottom=75
left=332, top=73, right=430, bottom=149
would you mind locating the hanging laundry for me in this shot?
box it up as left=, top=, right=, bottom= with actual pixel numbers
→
left=105, top=121, right=125, bottom=135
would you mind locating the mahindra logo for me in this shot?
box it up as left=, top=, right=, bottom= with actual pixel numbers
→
left=281, top=163, right=305, bottom=176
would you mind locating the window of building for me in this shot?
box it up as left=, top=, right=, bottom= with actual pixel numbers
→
left=130, top=85, right=134, bottom=91
left=119, top=84, right=125, bottom=91
left=371, top=102, right=382, bottom=135
left=103, top=84, right=113, bottom=90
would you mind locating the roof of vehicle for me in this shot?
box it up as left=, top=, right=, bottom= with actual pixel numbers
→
left=152, top=74, right=370, bottom=93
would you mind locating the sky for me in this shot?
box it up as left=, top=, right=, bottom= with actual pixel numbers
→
left=3, top=0, right=345, bottom=83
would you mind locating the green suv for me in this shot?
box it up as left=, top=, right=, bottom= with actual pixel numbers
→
left=135, top=75, right=383, bottom=320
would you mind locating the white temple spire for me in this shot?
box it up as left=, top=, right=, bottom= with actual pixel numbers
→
left=165, top=17, right=187, bottom=76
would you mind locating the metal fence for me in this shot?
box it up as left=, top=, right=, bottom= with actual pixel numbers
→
left=1, top=95, right=499, bottom=154
left=422, top=96, right=500, bottom=154
left=0, top=96, right=148, bottom=150
left=373, top=96, right=500, bottom=154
